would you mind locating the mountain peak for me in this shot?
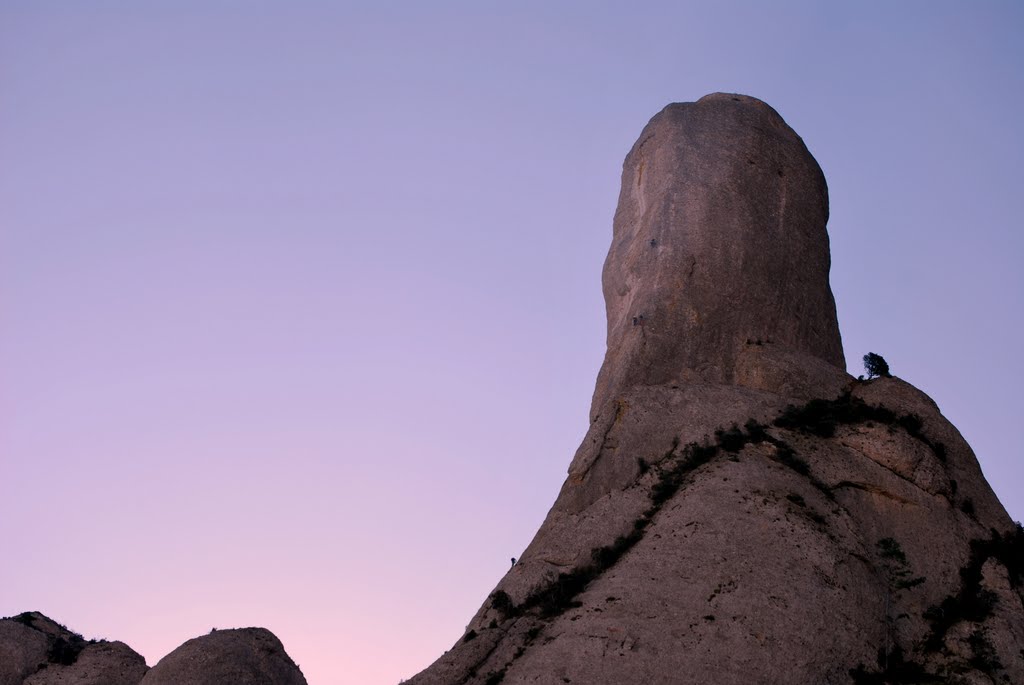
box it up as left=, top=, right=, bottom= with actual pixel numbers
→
left=593, top=93, right=843, bottom=414
left=407, top=95, right=1023, bottom=685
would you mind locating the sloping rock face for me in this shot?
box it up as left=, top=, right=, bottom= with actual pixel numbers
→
left=0, top=612, right=146, bottom=685
left=408, top=94, right=1024, bottom=684
left=0, top=617, right=49, bottom=685
left=593, top=93, right=845, bottom=414
left=140, top=628, right=306, bottom=685
left=25, top=641, right=149, bottom=685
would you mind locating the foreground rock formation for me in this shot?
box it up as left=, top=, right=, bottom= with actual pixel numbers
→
left=141, top=628, right=307, bottom=685
left=409, top=94, right=1024, bottom=684
left=0, top=612, right=146, bottom=685
left=0, top=613, right=306, bottom=685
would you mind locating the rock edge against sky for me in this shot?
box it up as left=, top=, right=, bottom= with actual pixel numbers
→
left=407, top=94, right=1024, bottom=684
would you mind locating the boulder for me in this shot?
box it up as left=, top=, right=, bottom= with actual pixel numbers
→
left=139, top=628, right=306, bottom=685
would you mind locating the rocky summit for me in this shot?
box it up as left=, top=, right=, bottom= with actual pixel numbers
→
left=140, top=628, right=307, bottom=685
left=0, top=612, right=306, bottom=685
left=408, top=94, right=1024, bottom=684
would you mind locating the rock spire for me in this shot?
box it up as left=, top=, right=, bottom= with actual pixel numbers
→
left=406, top=94, right=1024, bottom=685
left=593, top=93, right=844, bottom=414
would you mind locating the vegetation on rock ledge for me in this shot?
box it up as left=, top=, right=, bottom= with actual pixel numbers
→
left=863, top=352, right=892, bottom=380
left=924, top=523, right=1024, bottom=653
left=478, top=389, right=999, bottom=684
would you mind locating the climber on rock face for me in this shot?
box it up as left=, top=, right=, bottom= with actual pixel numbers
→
left=510, top=557, right=517, bottom=567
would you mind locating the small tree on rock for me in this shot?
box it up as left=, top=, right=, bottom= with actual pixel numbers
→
left=863, top=352, right=891, bottom=379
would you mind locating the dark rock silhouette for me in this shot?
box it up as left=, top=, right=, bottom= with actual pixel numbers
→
left=0, top=612, right=146, bottom=685
left=0, top=614, right=305, bottom=685
left=407, top=94, right=1024, bottom=684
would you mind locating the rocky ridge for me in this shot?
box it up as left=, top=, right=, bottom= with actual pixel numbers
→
left=408, top=94, right=1024, bottom=684
left=0, top=613, right=306, bottom=685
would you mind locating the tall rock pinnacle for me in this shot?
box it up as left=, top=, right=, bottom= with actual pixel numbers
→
left=408, top=94, right=1022, bottom=685
left=593, top=93, right=844, bottom=413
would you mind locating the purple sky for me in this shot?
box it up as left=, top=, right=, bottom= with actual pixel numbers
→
left=2, top=3, right=1021, bottom=684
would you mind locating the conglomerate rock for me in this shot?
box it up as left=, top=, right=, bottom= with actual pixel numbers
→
left=24, top=641, right=148, bottom=685
left=592, top=93, right=844, bottom=415
left=407, top=94, right=1024, bottom=685
left=139, top=628, right=307, bottom=685
left=0, top=612, right=146, bottom=685
left=0, top=618, right=49, bottom=685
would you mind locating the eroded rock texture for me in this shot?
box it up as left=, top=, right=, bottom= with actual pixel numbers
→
left=408, top=95, right=1023, bottom=685
left=593, top=92, right=844, bottom=414
left=140, top=628, right=306, bottom=685
left=0, top=612, right=147, bottom=685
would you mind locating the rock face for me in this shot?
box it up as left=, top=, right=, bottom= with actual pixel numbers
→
left=0, top=614, right=305, bottom=685
left=593, top=93, right=844, bottom=414
left=0, top=616, right=50, bottom=685
left=140, top=628, right=306, bottom=685
left=408, top=94, right=1024, bottom=684
left=25, top=642, right=149, bottom=685
left=0, top=612, right=146, bottom=685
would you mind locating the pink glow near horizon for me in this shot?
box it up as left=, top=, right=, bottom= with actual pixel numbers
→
left=2, top=3, right=1022, bottom=684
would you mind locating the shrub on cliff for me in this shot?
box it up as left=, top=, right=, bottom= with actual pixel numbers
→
left=863, top=352, right=891, bottom=379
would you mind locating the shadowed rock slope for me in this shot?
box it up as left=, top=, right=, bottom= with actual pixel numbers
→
left=0, top=613, right=306, bottom=685
left=0, top=612, right=147, bottom=685
left=408, top=94, right=1024, bottom=685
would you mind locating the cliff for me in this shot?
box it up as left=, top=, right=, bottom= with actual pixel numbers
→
left=407, top=94, right=1024, bottom=685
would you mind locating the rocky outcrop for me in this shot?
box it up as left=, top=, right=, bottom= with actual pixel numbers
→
left=0, top=616, right=50, bottom=685
left=0, top=612, right=146, bottom=685
left=0, top=615, right=305, bottom=685
left=593, top=93, right=844, bottom=414
left=408, top=94, right=1024, bottom=684
left=140, top=628, right=306, bottom=685
left=25, top=641, right=149, bottom=685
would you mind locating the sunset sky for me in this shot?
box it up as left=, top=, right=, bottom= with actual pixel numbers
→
left=2, top=3, right=1022, bottom=684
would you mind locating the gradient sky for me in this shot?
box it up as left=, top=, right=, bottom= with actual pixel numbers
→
left=2, top=3, right=1022, bottom=684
